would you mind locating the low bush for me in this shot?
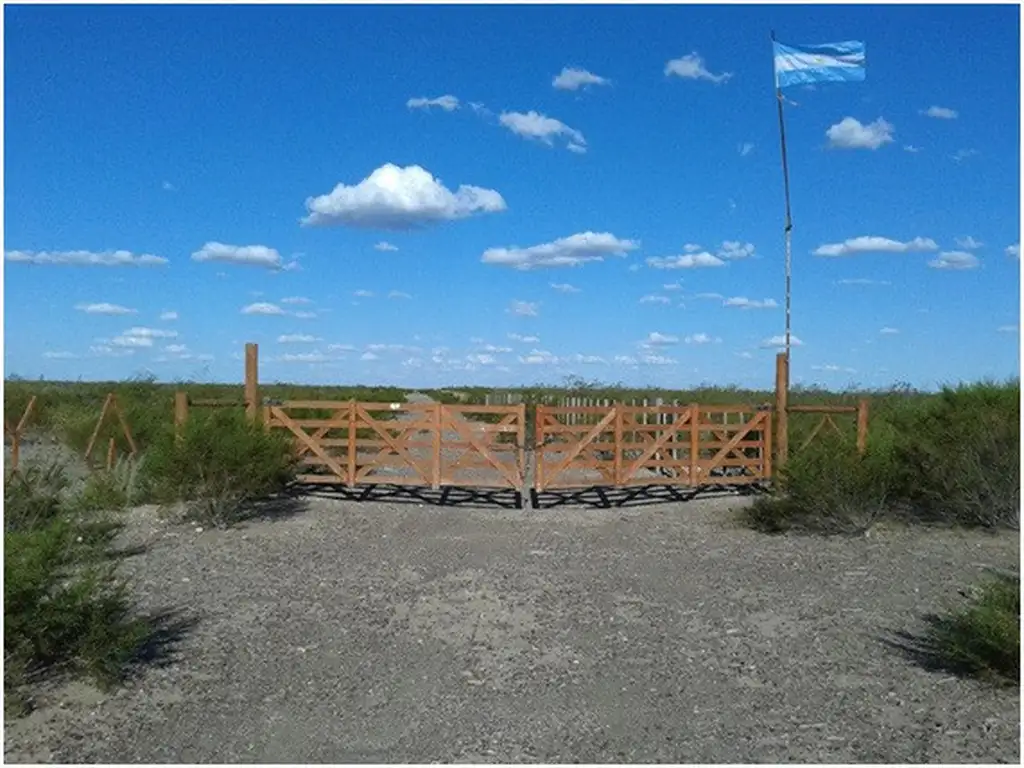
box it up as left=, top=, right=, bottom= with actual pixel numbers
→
left=926, top=570, right=1020, bottom=684
left=4, top=463, right=150, bottom=712
left=143, top=409, right=297, bottom=527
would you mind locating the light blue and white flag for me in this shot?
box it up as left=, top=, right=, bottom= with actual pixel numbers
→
left=772, top=40, right=865, bottom=89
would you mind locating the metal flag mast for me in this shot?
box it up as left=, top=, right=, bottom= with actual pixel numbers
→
left=771, top=30, right=794, bottom=366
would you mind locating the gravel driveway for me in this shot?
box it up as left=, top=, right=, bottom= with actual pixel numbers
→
left=4, top=490, right=1019, bottom=764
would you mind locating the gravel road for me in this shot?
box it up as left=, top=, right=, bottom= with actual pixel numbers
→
left=4, top=491, right=1019, bottom=764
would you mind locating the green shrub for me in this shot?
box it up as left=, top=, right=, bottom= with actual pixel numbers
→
left=926, top=571, right=1020, bottom=684
left=74, top=456, right=147, bottom=514
left=744, top=431, right=899, bottom=535
left=3, top=468, right=151, bottom=710
left=143, top=409, right=297, bottom=527
left=888, top=382, right=1019, bottom=529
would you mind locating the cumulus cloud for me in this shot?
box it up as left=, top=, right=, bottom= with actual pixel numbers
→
left=813, top=236, right=938, bottom=257
left=302, top=164, right=506, bottom=229
left=825, top=117, right=895, bottom=150
left=388, top=290, right=412, bottom=299
left=5, top=249, right=167, bottom=267
left=738, top=142, right=754, bottom=157
left=835, top=278, right=891, bottom=286
left=241, top=302, right=287, bottom=316
left=718, top=241, right=755, bottom=260
left=482, top=232, right=637, bottom=269
left=646, top=251, right=726, bottom=269
left=639, top=354, right=676, bottom=365
left=508, top=333, right=540, bottom=343
left=75, top=302, right=136, bottom=315
left=109, top=326, right=177, bottom=348
left=684, top=333, right=719, bottom=345
left=278, top=334, right=320, bottom=343
left=723, top=297, right=778, bottom=310
left=664, top=52, right=731, bottom=84
left=508, top=300, right=539, bottom=317
left=353, top=289, right=375, bottom=298
left=550, top=282, right=581, bottom=293
left=640, top=331, right=678, bottom=347
left=519, top=349, right=559, bottom=365
left=928, top=251, right=979, bottom=270
left=903, top=145, right=922, bottom=153
left=952, top=148, right=979, bottom=162
left=406, top=95, right=460, bottom=111
left=954, top=236, right=983, bottom=250
left=552, top=66, right=610, bottom=91
left=640, top=295, right=671, bottom=304
left=90, top=345, right=135, bottom=357
left=663, top=282, right=682, bottom=291
left=374, top=241, right=399, bottom=252
left=1006, top=243, right=1020, bottom=258
left=43, top=351, right=79, bottom=359
left=278, top=352, right=332, bottom=364
left=761, top=335, right=804, bottom=348
left=192, top=242, right=282, bottom=269
left=159, top=310, right=179, bottom=320
left=280, top=296, right=312, bottom=305
left=922, top=105, right=958, bottom=119
left=879, top=327, right=900, bottom=335
left=498, top=110, right=587, bottom=153
left=997, top=325, right=1018, bottom=333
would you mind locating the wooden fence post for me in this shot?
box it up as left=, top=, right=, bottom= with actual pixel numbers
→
left=689, top=403, right=700, bottom=487
left=856, top=398, right=870, bottom=455
left=245, top=342, right=259, bottom=422
left=774, top=352, right=789, bottom=469
left=174, top=391, right=189, bottom=441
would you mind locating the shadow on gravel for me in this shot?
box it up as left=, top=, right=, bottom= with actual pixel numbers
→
left=236, top=491, right=312, bottom=523
left=879, top=618, right=998, bottom=681
left=292, top=483, right=524, bottom=510
left=530, top=483, right=767, bottom=510
left=127, top=608, right=200, bottom=677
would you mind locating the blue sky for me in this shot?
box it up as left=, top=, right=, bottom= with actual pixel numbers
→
left=3, top=3, right=1020, bottom=391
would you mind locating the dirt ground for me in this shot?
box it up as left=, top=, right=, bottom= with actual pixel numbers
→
left=3, top=487, right=1019, bottom=764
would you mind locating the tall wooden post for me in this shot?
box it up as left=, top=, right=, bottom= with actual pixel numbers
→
left=244, top=343, right=259, bottom=422
left=856, top=398, right=870, bottom=455
left=774, top=352, right=789, bottom=468
left=174, top=391, right=189, bottom=441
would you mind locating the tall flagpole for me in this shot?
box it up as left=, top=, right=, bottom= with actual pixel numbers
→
left=771, top=30, right=794, bottom=364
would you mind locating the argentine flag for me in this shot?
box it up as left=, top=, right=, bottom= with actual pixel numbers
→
left=772, top=40, right=866, bottom=89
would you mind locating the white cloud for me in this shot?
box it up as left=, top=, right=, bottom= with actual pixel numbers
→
left=663, top=282, right=682, bottom=291
left=43, top=351, right=79, bottom=359
left=278, top=352, right=331, bottom=364
left=162, top=181, right=176, bottom=191
left=353, top=289, right=375, bottom=298
left=5, top=249, right=167, bottom=267
left=813, top=235, right=938, bottom=257
left=278, top=334, right=320, bottom=343
left=948, top=239, right=983, bottom=255
left=388, top=290, right=412, bottom=299
left=159, top=310, right=179, bottom=321
left=640, top=295, right=671, bottom=304
left=695, top=292, right=724, bottom=300
left=761, top=335, right=804, bottom=348
left=508, top=333, right=540, bottom=343
left=480, top=344, right=512, bottom=353
left=164, top=344, right=188, bottom=355
left=614, top=355, right=638, bottom=365
left=120, top=326, right=177, bottom=339
left=360, top=352, right=380, bottom=362
left=738, top=142, right=754, bottom=157
left=519, top=349, right=559, bottom=365
left=836, top=278, right=891, bottom=286
left=374, top=241, right=399, bottom=252
left=684, top=333, right=719, bottom=345
left=302, top=163, right=506, bottom=229
left=550, top=282, right=581, bottom=293
left=811, top=364, right=857, bottom=374
left=922, top=105, right=958, bottom=119
left=682, top=243, right=702, bottom=253
left=736, top=351, right=754, bottom=360
left=112, top=335, right=154, bottom=348
left=928, top=250, right=979, bottom=270
left=498, top=110, right=587, bottom=153
left=552, top=66, right=610, bottom=91
left=879, top=327, right=900, bottom=335
left=1006, top=243, right=1020, bottom=258
left=293, top=311, right=317, bottom=319
left=825, top=117, right=894, bottom=150
left=718, top=241, right=755, bottom=260
left=466, top=353, right=498, bottom=366
left=566, top=353, right=607, bottom=365
left=75, top=302, right=136, bottom=315
left=639, top=354, right=677, bottom=365
left=508, top=300, right=539, bottom=317
left=903, top=145, right=922, bottom=153
left=482, top=232, right=637, bottom=269
left=997, top=325, right=1019, bottom=333
left=646, top=251, right=726, bottom=269
left=664, top=52, right=732, bottom=84
left=327, top=343, right=355, bottom=352
left=366, top=343, right=421, bottom=354
left=723, top=297, right=778, bottom=310
left=90, top=344, right=134, bottom=357
left=192, top=242, right=282, bottom=269
left=406, top=95, right=460, bottom=111
left=241, top=302, right=287, bottom=316
left=641, top=331, right=678, bottom=347
left=280, top=296, right=312, bottom=305
left=952, top=148, right=978, bottom=163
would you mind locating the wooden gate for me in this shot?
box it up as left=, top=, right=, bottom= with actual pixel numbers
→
left=264, top=400, right=525, bottom=490
left=534, top=403, right=771, bottom=492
